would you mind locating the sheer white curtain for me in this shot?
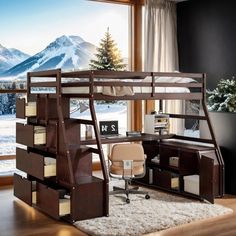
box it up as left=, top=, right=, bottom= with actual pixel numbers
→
left=144, top=0, right=178, bottom=71
left=144, top=0, right=184, bottom=134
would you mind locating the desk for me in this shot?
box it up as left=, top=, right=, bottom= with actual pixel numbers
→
left=80, top=133, right=175, bottom=145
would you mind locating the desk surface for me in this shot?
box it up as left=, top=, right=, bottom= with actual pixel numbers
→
left=80, top=133, right=175, bottom=145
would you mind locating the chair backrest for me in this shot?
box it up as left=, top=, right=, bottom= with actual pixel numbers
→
left=110, top=143, right=145, bottom=161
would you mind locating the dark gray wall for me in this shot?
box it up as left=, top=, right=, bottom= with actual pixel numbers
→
left=177, top=0, right=236, bottom=194
left=177, top=0, right=236, bottom=89
left=201, top=112, right=236, bottom=194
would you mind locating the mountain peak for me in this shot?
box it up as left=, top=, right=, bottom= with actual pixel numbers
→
left=54, top=35, right=73, bottom=47
left=68, top=35, right=85, bottom=44
left=44, top=35, right=86, bottom=53
left=0, top=44, right=6, bottom=50
left=0, top=45, right=30, bottom=74
left=54, top=35, right=85, bottom=46
left=3, top=34, right=96, bottom=77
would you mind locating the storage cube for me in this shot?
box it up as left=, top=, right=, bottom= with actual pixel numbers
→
left=153, top=169, right=179, bottom=190
left=184, top=174, right=199, bottom=195
left=169, top=156, right=179, bottom=167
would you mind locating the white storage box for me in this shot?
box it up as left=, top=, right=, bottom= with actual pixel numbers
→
left=183, top=175, right=199, bottom=195
left=169, top=156, right=179, bottom=167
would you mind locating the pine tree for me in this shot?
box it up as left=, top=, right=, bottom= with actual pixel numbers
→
left=207, top=78, right=236, bottom=112
left=90, top=28, right=126, bottom=71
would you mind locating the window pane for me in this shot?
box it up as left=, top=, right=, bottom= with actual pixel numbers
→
left=0, top=1, right=130, bottom=167
left=0, top=111, right=16, bottom=156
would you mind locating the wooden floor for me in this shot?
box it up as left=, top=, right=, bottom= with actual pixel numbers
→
left=1, top=186, right=236, bottom=236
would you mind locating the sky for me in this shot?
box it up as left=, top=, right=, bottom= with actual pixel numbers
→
left=0, top=0, right=129, bottom=56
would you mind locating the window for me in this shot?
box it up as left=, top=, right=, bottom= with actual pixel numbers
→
left=0, top=0, right=131, bottom=175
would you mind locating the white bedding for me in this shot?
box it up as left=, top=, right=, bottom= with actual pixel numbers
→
left=61, top=76, right=195, bottom=95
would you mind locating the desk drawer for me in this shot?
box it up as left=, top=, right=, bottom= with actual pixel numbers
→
left=36, top=183, right=70, bottom=219
left=16, top=148, right=56, bottom=180
left=16, top=98, right=37, bottom=119
left=16, top=123, right=46, bottom=147
left=14, top=173, right=37, bottom=205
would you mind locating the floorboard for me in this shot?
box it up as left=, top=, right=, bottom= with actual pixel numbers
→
left=1, top=186, right=236, bottom=236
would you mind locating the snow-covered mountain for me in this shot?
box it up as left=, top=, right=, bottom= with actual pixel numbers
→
left=0, top=44, right=30, bottom=74
left=3, top=35, right=97, bottom=77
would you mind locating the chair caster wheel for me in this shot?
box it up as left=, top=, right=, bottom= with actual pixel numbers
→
left=145, top=194, right=150, bottom=199
left=126, top=198, right=130, bottom=203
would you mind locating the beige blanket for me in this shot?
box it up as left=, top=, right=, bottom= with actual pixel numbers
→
left=102, top=86, right=134, bottom=96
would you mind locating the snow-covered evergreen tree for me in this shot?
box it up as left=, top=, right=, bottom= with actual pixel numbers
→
left=90, top=28, right=126, bottom=71
left=207, top=78, right=236, bottom=112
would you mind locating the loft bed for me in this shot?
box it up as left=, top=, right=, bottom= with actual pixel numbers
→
left=26, top=69, right=224, bottom=216
left=27, top=69, right=218, bottom=147
left=28, top=70, right=203, bottom=100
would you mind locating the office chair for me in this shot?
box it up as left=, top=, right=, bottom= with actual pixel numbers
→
left=108, top=143, right=150, bottom=203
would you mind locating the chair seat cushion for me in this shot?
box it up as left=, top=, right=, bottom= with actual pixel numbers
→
left=110, top=165, right=144, bottom=176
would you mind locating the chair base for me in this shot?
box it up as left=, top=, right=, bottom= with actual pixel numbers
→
left=109, top=181, right=150, bottom=203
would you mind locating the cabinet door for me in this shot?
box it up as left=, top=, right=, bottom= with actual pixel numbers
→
left=71, top=177, right=105, bottom=221
left=200, top=155, right=214, bottom=203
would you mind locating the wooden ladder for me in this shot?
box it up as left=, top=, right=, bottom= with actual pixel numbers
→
left=55, top=70, right=109, bottom=216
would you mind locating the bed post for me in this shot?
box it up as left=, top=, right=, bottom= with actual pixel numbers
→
left=202, top=73, right=225, bottom=196
left=89, top=71, right=109, bottom=216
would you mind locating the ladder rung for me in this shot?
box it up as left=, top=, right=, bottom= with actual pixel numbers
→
left=76, top=147, right=91, bottom=158
left=63, top=94, right=93, bottom=98
left=78, top=147, right=100, bottom=156
left=76, top=119, right=94, bottom=125
left=88, top=147, right=100, bottom=154
left=167, top=114, right=207, bottom=120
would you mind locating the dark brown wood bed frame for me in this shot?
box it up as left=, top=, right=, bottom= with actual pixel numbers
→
left=14, top=69, right=224, bottom=222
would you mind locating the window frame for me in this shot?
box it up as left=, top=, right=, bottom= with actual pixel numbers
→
left=0, top=0, right=144, bottom=180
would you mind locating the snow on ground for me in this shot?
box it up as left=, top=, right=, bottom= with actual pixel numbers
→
left=0, top=114, right=17, bottom=155
left=0, top=104, right=127, bottom=156
left=0, top=105, right=127, bottom=174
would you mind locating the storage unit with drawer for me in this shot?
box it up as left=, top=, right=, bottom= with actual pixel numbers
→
left=14, top=95, right=106, bottom=222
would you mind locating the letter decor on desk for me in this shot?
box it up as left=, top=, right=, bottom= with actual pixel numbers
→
left=99, top=121, right=119, bottom=135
